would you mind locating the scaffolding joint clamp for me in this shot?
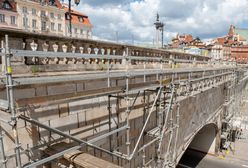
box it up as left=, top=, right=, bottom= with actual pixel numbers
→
left=1, top=159, right=8, bottom=164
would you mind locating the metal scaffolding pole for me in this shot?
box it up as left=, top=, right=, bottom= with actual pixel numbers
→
left=0, top=126, right=7, bottom=168
left=172, top=103, right=180, bottom=166
left=4, top=35, right=22, bottom=168
left=108, top=95, right=113, bottom=161
left=125, top=47, right=131, bottom=164
left=129, top=87, right=162, bottom=159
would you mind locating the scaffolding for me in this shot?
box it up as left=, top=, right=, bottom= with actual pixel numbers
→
left=0, top=34, right=241, bottom=168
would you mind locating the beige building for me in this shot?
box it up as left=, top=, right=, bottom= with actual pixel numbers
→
left=1, top=0, right=93, bottom=39
left=0, top=0, right=18, bottom=29
left=207, top=43, right=223, bottom=60
left=15, top=0, right=65, bottom=36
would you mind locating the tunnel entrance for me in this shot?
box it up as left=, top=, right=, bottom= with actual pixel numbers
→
left=177, top=123, right=218, bottom=167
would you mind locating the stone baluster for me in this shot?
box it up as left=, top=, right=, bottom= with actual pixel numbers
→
left=79, top=47, right=84, bottom=54
left=71, top=45, right=76, bottom=53
left=62, top=44, right=68, bottom=53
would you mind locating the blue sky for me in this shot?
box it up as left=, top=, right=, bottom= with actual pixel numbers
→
left=70, top=0, right=248, bottom=44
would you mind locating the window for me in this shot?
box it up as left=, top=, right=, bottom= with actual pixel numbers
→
left=40, top=10, right=46, bottom=17
left=22, top=7, right=27, bottom=13
left=74, top=28, right=77, bottom=34
left=41, top=21, right=46, bottom=31
left=80, top=29, right=83, bottom=35
left=58, top=14, right=61, bottom=20
left=0, top=14, right=5, bottom=23
left=32, top=8, right=36, bottom=15
left=58, top=23, right=62, bottom=31
left=32, top=19, right=36, bottom=28
left=23, top=17, right=28, bottom=27
left=51, top=22, right=55, bottom=31
left=78, top=17, right=83, bottom=23
left=65, top=13, right=70, bottom=20
left=50, top=12, right=54, bottom=18
left=10, top=16, right=15, bottom=24
left=3, top=2, right=11, bottom=10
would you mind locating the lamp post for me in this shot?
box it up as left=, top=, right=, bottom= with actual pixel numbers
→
left=154, top=13, right=164, bottom=48
left=68, top=0, right=80, bottom=37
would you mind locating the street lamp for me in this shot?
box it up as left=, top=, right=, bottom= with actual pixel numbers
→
left=154, top=13, right=164, bottom=48
left=68, top=0, right=80, bottom=37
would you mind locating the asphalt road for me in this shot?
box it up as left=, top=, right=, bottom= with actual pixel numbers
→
left=177, top=150, right=248, bottom=168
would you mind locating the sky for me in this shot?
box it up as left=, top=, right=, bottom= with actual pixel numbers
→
left=72, top=0, right=248, bottom=44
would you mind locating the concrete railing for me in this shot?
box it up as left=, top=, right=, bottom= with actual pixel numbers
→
left=0, top=28, right=210, bottom=66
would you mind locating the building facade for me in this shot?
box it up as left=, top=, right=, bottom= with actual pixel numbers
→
left=63, top=6, right=92, bottom=39
left=212, top=25, right=248, bottom=63
left=15, top=0, right=65, bottom=36
left=0, top=0, right=18, bottom=29
left=1, top=0, right=93, bottom=39
left=208, top=44, right=223, bottom=60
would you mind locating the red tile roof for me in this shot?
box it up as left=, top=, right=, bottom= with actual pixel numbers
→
left=216, top=37, right=227, bottom=45
left=0, top=0, right=17, bottom=12
left=63, top=6, right=92, bottom=27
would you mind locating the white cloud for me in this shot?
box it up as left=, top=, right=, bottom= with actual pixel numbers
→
left=76, top=0, right=248, bottom=44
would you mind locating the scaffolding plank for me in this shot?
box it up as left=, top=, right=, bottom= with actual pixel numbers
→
left=64, top=151, right=122, bottom=168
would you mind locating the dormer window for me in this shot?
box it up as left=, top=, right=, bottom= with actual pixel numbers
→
left=3, top=1, right=11, bottom=10
left=78, top=17, right=83, bottom=23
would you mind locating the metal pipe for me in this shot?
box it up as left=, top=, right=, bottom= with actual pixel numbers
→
left=129, top=87, right=162, bottom=159
left=172, top=103, right=180, bottom=164
left=107, top=53, right=110, bottom=87
left=125, top=51, right=131, bottom=157
left=19, top=115, right=128, bottom=160
left=165, top=87, right=175, bottom=165
left=138, top=137, right=160, bottom=153
left=142, top=148, right=146, bottom=167
left=158, top=85, right=175, bottom=153
left=88, top=125, right=127, bottom=144
left=68, top=0, right=72, bottom=37
left=0, top=126, right=7, bottom=168
left=5, top=35, right=22, bottom=168
left=107, top=95, right=112, bottom=158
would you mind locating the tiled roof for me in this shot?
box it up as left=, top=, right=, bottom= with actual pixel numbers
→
left=0, top=0, right=17, bottom=12
left=63, top=7, right=92, bottom=27
left=216, top=37, right=227, bottom=45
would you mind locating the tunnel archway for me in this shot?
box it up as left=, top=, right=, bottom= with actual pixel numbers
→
left=177, top=123, right=218, bottom=167
left=188, top=123, right=218, bottom=154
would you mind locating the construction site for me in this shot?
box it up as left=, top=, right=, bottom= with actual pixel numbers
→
left=0, top=28, right=248, bottom=168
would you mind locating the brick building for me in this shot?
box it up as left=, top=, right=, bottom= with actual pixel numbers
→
left=231, top=46, right=248, bottom=63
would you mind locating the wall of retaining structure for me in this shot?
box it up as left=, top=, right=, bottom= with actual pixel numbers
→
left=1, top=70, right=247, bottom=168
